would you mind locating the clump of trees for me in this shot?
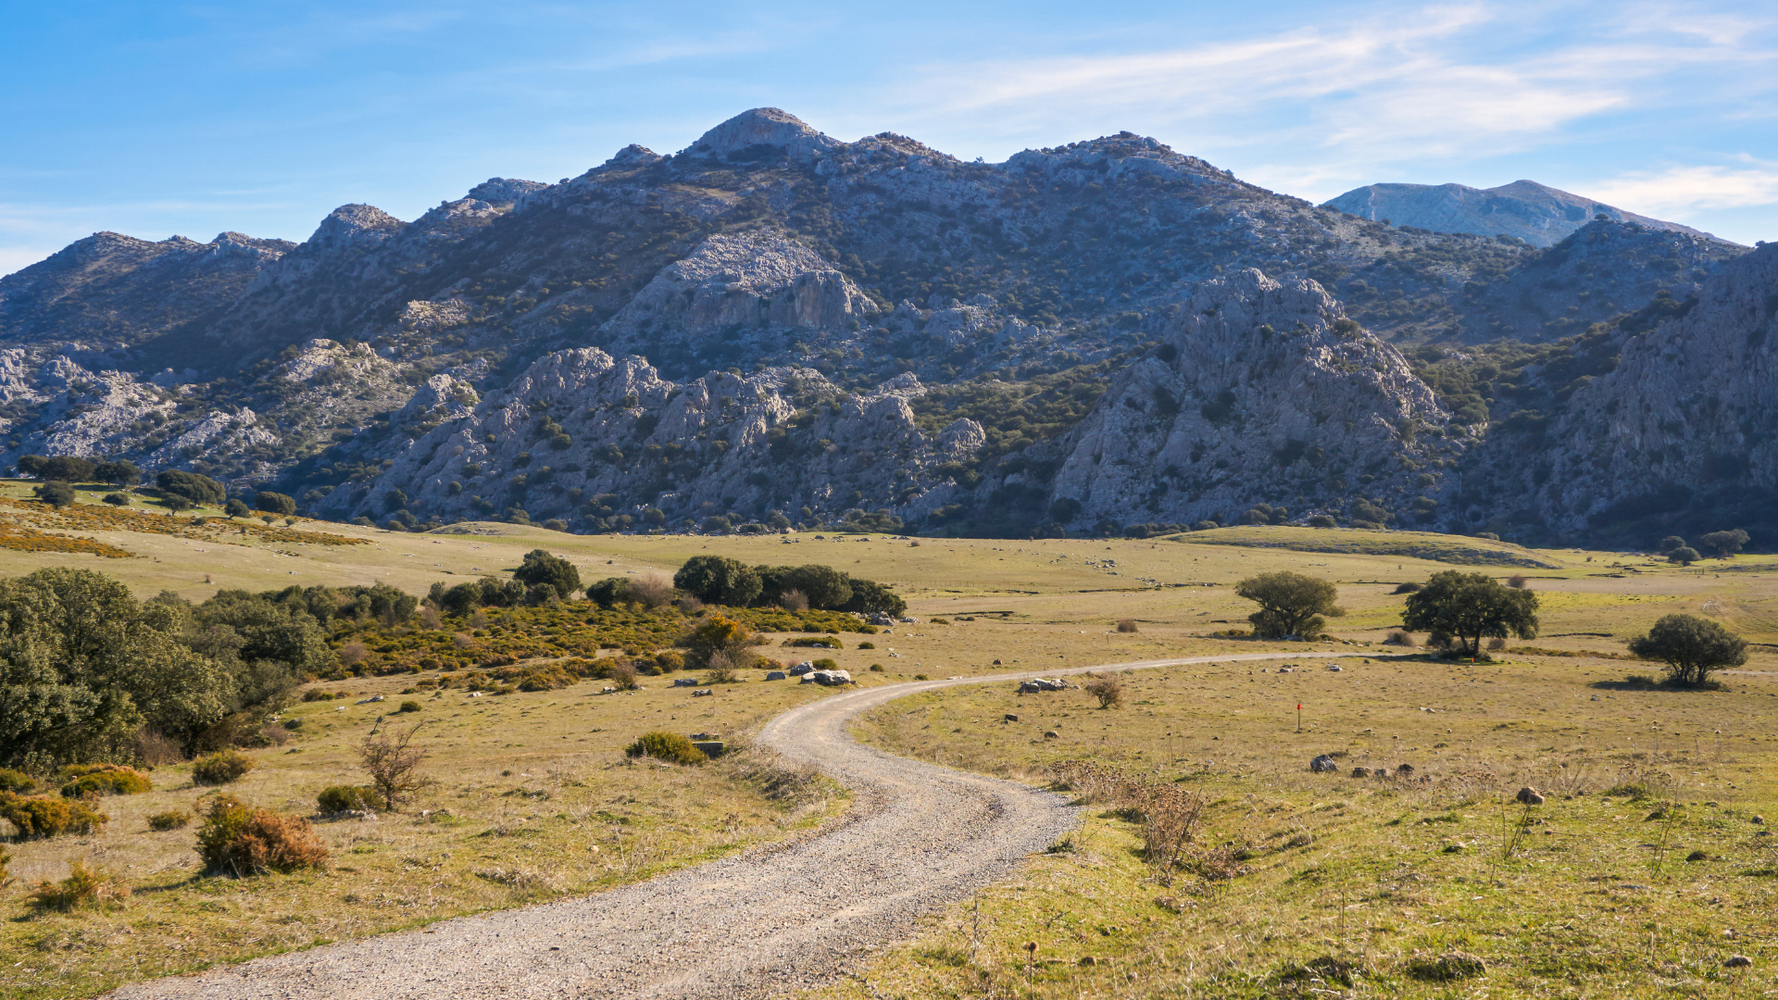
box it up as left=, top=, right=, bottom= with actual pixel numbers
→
left=512, top=549, right=580, bottom=600
left=672, top=556, right=905, bottom=616
left=1234, top=571, right=1345, bottom=638
left=1401, top=571, right=1540, bottom=658
left=1629, top=614, right=1746, bottom=687
left=156, top=470, right=226, bottom=507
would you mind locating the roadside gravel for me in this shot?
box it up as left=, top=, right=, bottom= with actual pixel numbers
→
left=108, top=651, right=1354, bottom=999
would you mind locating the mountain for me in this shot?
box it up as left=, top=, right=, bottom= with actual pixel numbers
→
left=0, top=108, right=1766, bottom=546
left=1323, top=180, right=1731, bottom=249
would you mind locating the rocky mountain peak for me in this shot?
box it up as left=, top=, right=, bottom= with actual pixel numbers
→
left=681, top=107, right=839, bottom=162
left=304, top=204, right=405, bottom=252
left=1323, top=179, right=1725, bottom=248
left=464, top=177, right=548, bottom=205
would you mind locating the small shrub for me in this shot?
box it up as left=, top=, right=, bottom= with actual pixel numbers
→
left=58, top=763, right=153, bottom=798
left=857, top=641, right=876, bottom=649
left=704, top=649, right=741, bottom=684
left=27, top=860, right=129, bottom=913
left=625, top=731, right=708, bottom=765
left=0, top=844, right=8, bottom=884
left=301, top=689, right=336, bottom=702
left=1487, top=637, right=1507, bottom=651
left=1506, top=574, right=1528, bottom=589
left=812, top=657, right=839, bottom=671
left=653, top=650, right=685, bottom=673
left=192, top=748, right=257, bottom=785
left=357, top=724, right=433, bottom=811
left=788, top=636, right=843, bottom=649
left=1391, top=582, right=1422, bottom=594
left=609, top=661, right=640, bottom=690
left=914, top=674, right=929, bottom=681
left=931, top=618, right=950, bottom=625
left=1084, top=674, right=1124, bottom=709
left=0, top=794, right=107, bottom=839
left=1116, top=618, right=1139, bottom=633
left=1383, top=630, right=1417, bottom=647
left=316, top=785, right=378, bottom=814
left=869, top=663, right=885, bottom=672
left=397, top=700, right=422, bottom=713
left=0, top=769, right=37, bottom=794
left=196, top=795, right=329, bottom=876
left=147, top=810, right=191, bottom=831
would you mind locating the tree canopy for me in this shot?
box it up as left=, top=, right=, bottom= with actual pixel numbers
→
left=1668, top=547, right=1701, bottom=566
left=1402, top=571, right=1539, bottom=657
left=1628, top=614, right=1746, bottom=687
left=1698, top=529, right=1750, bottom=559
left=512, top=549, right=581, bottom=600
left=17, top=455, right=96, bottom=482
left=32, top=481, right=75, bottom=507
left=156, top=469, right=225, bottom=506
left=674, top=556, right=762, bottom=607
left=1234, top=571, right=1345, bottom=638
left=255, top=491, right=297, bottom=515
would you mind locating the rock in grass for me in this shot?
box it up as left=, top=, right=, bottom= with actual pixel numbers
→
left=1516, top=786, right=1546, bottom=805
left=1004, top=714, right=1019, bottom=722
left=1350, top=766, right=1374, bottom=778
left=765, top=670, right=787, bottom=681
left=1309, top=754, right=1338, bottom=773
left=1725, top=955, right=1753, bottom=968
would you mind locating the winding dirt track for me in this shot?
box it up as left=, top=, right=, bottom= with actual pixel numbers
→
left=108, top=652, right=1349, bottom=999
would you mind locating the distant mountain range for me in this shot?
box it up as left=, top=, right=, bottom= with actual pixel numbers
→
left=1322, top=179, right=1733, bottom=248
left=0, top=108, right=1770, bottom=549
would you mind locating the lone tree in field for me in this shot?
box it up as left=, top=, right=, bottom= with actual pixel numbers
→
left=1668, top=546, right=1701, bottom=566
left=1402, top=571, right=1539, bottom=658
left=1629, top=614, right=1746, bottom=687
left=33, top=481, right=76, bottom=507
left=512, top=548, right=581, bottom=599
left=356, top=723, right=433, bottom=811
left=1234, top=571, right=1345, bottom=638
left=1698, top=529, right=1750, bottom=559
left=1658, top=535, right=1686, bottom=555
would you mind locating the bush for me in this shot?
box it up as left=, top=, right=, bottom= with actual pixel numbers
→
left=1391, top=582, right=1422, bottom=594
left=1116, top=618, right=1139, bottom=633
left=357, top=724, right=432, bottom=811
left=1383, top=630, right=1417, bottom=647
left=397, top=700, right=422, bottom=714
left=1668, top=546, right=1701, bottom=566
left=857, top=641, right=876, bottom=649
left=192, top=748, right=257, bottom=785
left=869, top=664, right=885, bottom=672
left=812, top=658, right=839, bottom=671
left=33, top=481, right=76, bottom=507
left=196, top=795, right=329, bottom=875
left=788, top=636, right=843, bottom=649
left=58, top=763, right=153, bottom=797
left=625, top=731, right=708, bottom=765
left=26, top=860, right=129, bottom=913
left=1506, top=574, right=1528, bottom=589
left=0, top=794, right=108, bottom=839
left=316, top=785, right=378, bottom=814
left=609, top=661, right=640, bottom=690
left=0, top=845, right=8, bottom=884
left=0, top=769, right=37, bottom=794
left=102, top=493, right=131, bottom=506
left=704, top=649, right=741, bottom=683
left=1629, top=613, right=1748, bottom=687
left=147, top=810, right=191, bottom=831
left=1084, top=675, right=1124, bottom=709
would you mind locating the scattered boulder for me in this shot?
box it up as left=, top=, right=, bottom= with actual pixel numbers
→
left=1351, top=766, right=1374, bottom=778
left=691, top=689, right=714, bottom=697
left=1687, top=850, right=1709, bottom=862
left=1019, top=678, right=1069, bottom=693
left=1326, top=665, right=1343, bottom=672
left=1004, top=714, right=1019, bottom=722
left=1516, top=786, right=1546, bottom=805
left=1395, top=763, right=1415, bottom=776
left=1726, top=955, right=1753, bottom=969
left=356, top=694, right=386, bottom=705
left=788, top=661, right=816, bottom=676
left=800, top=669, right=853, bottom=686
left=672, top=677, right=700, bottom=687
left=1044, top=730, right=1060, bottom=739
left=765, top=670, right=787, bottom=681
left=1078, top=956, right=1098, bottom=967
left=1309, top=754, right=1339, bottom=773
left=692, top=741, right=725, bottom=758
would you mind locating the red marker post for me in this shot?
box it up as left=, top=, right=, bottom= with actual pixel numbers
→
left=1296, top=702, right=1302, bottom=732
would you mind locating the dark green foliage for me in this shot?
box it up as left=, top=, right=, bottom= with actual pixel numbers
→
left=156, top=470, right=225, bottom=506
left=316, top=784, right=378, bottom=814
left=1668, top=546, right=1701, bottom=566
left=837, top=577, right=907, bottom=617
left=102, top=492, right=131, bottom=506
left=32, top=481, right=75, bottom=507
left=624, top=731, right=708, bottom=765
left=1658, top=535, right=1686, bottom=554
left=93, top=459, right=141, bottom=486
left=147, top=810, right=191, bottom=831
left=226, top=498, right=253, bottom=518
left=0, top=568, right=233, bottom=768
left=1235, top=571, right=1345, bottom=638
left=57, top=763, right=152, bottom=797
left=1402, top=571, right=1540, bottom=657
left=18, top=455, right=96, bottom=482
left=1698, top=529, right=1750, bottom=558
left=397, top=700, right=422, bottom=713
left=584, top=577, right=632, bottom=610
left=192, top=748, right=256, bottom=785
left=255, top=491, right=297, bottom=515
left=513, top=549, right=581, bottom=599
left=674, top=555, right=762, bottom=607
left=1629, top=613, right=1746, bottom=687
left=0, top=769, right=36, bottom=794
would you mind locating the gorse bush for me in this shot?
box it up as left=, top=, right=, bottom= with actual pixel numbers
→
left=58, top=763, right=153, bottom=798
left=625, top=731, right=708, bottom=765
left=26, top=859, right=129, bottom=914
left=192, top=748, right=257, bottom=785
left=0, top=769, right=37, bottom=794
left=196, top=795, right=329, bottom=876
left=1084, top=674, right=1124, bottom=709
left=0, top=793, right=107, bottom=839
left=316, top=785, right=378, bottom=814
left=1116, top=618, right=1139, bottom=633
left=147, top=810, right=191, bottom=831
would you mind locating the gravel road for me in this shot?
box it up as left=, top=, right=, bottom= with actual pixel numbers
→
left=108, top=652, right=1352, bottom=999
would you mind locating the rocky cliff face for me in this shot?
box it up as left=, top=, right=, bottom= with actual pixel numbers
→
left=1324, top=180, right=1726, bottom=248
left=0, top=108, right=1765, bottom=546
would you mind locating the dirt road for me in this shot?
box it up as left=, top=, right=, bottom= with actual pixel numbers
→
left=109, top=652, right=1349, bottom=999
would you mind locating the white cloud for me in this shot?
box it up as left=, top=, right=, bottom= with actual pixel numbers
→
left=1587, top=159, right=1778, bottom=217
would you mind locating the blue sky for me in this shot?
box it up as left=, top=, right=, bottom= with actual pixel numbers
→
left=3, top=1, right=1775, bottom=275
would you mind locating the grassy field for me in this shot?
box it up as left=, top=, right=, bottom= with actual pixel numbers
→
left=1, top=482, right=1775, bottom=997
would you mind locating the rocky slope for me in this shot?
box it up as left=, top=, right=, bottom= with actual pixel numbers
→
left=0, top=108, right=1767, bottom=546
left=1323, top=179, right=1726, bottom=248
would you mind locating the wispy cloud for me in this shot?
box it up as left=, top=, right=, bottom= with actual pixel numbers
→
left=1587, top=157, right=1778, bottom=217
